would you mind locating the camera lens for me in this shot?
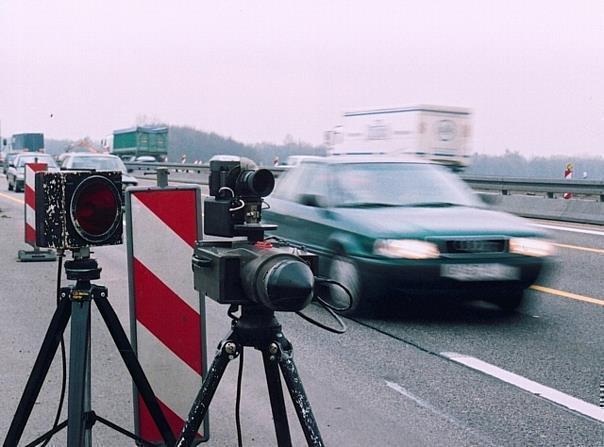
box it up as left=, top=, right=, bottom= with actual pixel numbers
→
left=238, top=169, right=275, bottom=197
left=264, top=259, right=314, bottom=310
left=241, top=252, right=314, bottom=311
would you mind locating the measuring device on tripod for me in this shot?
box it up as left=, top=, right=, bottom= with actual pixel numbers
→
left=5, top=170, right=175, bottom=447
left=176, top=156, right=329, bottom=446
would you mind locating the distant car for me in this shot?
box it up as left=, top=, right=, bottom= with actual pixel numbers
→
left=133, top=155, right=157, bottom=162
left=59, top=153, right=139, bottom=192
left=263, top=156, right=554, bottom=314
left=7, top=153, right=59, bottom=192
left=2, top=152, right=22, bottom=175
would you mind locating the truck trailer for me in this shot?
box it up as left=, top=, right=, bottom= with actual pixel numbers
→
left=111, top=126, right=168, bottom=161
left=325, top=105, right=472, bottom=169
left=11, top=133, right=45, bottom=152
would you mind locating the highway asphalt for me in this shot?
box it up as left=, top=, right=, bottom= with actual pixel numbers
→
left=0, top=177, right=602, bottom=446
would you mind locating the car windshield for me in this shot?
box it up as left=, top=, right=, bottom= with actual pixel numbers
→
left=331, top=162, right=481, bottom=208
left=69, top=156, right=127, bottom=173
left=16, top=155, right=57, bottom=168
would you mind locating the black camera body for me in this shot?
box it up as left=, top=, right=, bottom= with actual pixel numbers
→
left=197, top=156, right=318, bottom=312
left=204, top=156, right=275, bottom=241
left=35, top=171, right=123, bottom=249
left=193, top=240, right=318, bottom=312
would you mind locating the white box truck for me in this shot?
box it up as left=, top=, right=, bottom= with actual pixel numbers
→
left=325, top=105, right=472, bottom=169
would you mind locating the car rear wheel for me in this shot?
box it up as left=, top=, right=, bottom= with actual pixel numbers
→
left=328, top=254, right=366, bottom=315
left=489, top=288, right=525, bottom=312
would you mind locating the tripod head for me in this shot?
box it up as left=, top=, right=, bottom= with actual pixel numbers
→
left=227, top=305, right=285, bottom=350
left=64, top=247, right=101, bottom=282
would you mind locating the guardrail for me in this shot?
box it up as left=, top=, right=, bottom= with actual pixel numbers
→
left=462, top=175, right=604, bottom=202
left=125, top=161, right=604, bottom=225
left=125, top=161, right=604, bottom=201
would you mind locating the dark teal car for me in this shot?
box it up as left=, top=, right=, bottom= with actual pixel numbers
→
left=263, top=156, right=554, bottom=314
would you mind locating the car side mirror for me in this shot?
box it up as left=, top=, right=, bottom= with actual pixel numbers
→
left=298, top=193, right=327, bottom=208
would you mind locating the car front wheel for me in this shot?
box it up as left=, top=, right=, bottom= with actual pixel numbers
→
left=327, top=254, right=368, bottom=315
left=488, top=288, right=525, bottom=312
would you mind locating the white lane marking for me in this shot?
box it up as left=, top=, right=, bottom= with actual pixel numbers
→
left=385, top=381, right=496, bottom=445
left=386, top=381, right=464, bottom=426
left=535, top=224, right=604, bottom=237
left=441, top=352, right=604, bottom=423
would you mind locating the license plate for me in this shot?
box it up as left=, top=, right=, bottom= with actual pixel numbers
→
left=441, top=263, right=519, bottom=281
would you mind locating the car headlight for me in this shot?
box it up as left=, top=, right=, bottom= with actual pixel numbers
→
left=373, top=239, right=440, bottom=259
left=509, top=238, right=555, bottom=257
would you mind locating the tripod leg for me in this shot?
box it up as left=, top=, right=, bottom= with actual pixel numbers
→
left=176, top=339, right=236, bottom=447
left=276, top=340, right=324, bottom=447
left=93, top=289, right=176, bottom=447
left=67, top=300, right=91, bottom=447
left=4, top=296, right=72, bottom=447
left=262, top=351, right=293, bottom=447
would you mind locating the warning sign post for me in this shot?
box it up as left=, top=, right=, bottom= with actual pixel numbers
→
left=125, top=185, right=208, bottom=444
left=18, top=163, right=56, bottom=262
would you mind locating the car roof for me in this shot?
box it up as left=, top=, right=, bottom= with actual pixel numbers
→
left=15, top=152, right=53, bottom=159
left=62, top=152, right=117, bottom=158
left=301, top=154, right=435, bottom=165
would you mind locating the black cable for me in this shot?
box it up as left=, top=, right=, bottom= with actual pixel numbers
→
left=314, top=277, right=353, bottom=312
left=41, top=250, right=67, bottom=447
left=227, top=305, right=245, bottom=446
left=295, top=275, right=353, bottom=333
left=228, top=304, right=240, bottom=322
left=235, top=348, right=244, bottom=447
left=296, top=302, right=348, bottom=334
left=263, top=236, right=307, bottom=251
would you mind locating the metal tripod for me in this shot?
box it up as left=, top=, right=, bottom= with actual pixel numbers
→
left=4, top=251, right=176, bottom=447
left=177, top=305, right=324, bottom=447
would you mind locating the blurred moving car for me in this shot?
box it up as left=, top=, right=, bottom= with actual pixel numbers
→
left=281, top=155, right=323, bottom=168
left=7, top=153, right=59, bottom=192
left=60, top=153, right=139, bottom=193
left=263, top=156, right=554, bottom=314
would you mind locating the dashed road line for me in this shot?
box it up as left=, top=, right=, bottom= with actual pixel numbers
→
left=530, top=285, right=604, bottom=307
left=552, top=242, right=604, bottom=254
left=0, top=192, right=24, bottom=205
left=441, top=352, right=604, bottom=423
left=536, top=223, right=604, bottom=237
left=385, top=381, right=495, bottom=446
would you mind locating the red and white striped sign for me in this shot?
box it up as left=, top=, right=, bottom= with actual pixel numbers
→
left=24, top=163, right=47, bottom=247
left=126, top=187, right=207, bottom=444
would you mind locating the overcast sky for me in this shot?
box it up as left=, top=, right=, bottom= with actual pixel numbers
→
left=1, top=1, right=603, bottom=156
